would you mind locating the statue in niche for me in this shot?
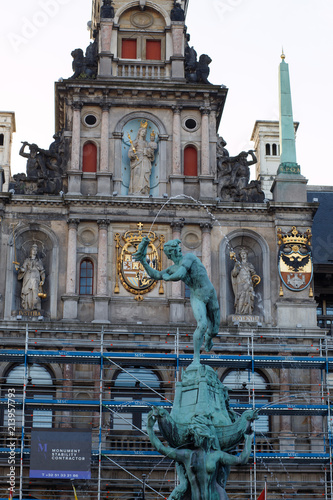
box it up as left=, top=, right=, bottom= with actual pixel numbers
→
left=148, top=409, right=254, bottom=500
left=15, top=131, right=65, bottom=195
left=171, top=1, right=185, bottom=21
left=185, top=35, right=212, bottom=84
left=128, top=121, right=158, bottom=196
left=216, top=138, right=265, bottom=202
left=133, top=237, right=220, bottom=365
left=18, top=244, right=46, bottom=311
left=230, top=248, right=260, bottom=315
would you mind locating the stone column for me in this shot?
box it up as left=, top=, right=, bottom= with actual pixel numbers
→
left=200, top=223, right=212, bottom=281
left=99, top=20, right=114, bottom=77
left=170, top=106, right=184, bottom=196
left=310, top=367, right=324, bottom=452
left=171, top=22, right=185, bottom=80
left=62, top=219, right=80, bottom=320
left=93, top=219, right=110, bottom=323
left=169, top=221, right=184, bottom=323
left=68, top=102, right=82, bottom=194
left=199, top=107, right=214, bottom=199
left=201, top=107, right=210, bottom=175
left=97, top=104, right=112, bottom=195
left=279, top=366, right=295, bottom=451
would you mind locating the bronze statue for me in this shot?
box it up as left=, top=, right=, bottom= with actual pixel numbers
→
left=171, top=1, right=185, bottom=21
left=216, top=140, right=265, bottom=202
left=18, top=133, right=64, bottom=195
left=134, top=237, right=220, bottom=365
left=148, top=409, right=254, bottom=500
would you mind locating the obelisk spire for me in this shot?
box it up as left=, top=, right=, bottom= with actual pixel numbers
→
left=278, top=51, right=299, bottom=174
left=271, top=52, right=307, bottom=202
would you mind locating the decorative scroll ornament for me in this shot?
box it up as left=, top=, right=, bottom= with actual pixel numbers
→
left=114, top=223, right=165, bottom=298
left=277, top=226, right=313, bottom=295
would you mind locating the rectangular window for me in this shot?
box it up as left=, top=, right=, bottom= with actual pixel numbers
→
left=146, top=40, right=161, bottom=60
left=122, top=39, right=137, bottom=59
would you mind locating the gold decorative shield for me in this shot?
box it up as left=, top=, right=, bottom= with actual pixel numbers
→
left=114, top=223, right=165, bottom=298
left=277, top=227, right=313, bottom=294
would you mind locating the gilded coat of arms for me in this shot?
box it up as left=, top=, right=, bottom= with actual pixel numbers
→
left=277, top=226, right=313, bottom=294
left=114, top=223, right=165, bottom=298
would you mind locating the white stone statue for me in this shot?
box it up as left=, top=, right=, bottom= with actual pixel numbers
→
left=18, top=243, right=46, bottom=310
left=231, top=248, right=258, bottom=315
left=128, top=121, right=157, bottom=196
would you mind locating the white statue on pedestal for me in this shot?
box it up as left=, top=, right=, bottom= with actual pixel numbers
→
left=128, top=121, right=157, bottom=196
left=18, top=243, right=46, bottom=310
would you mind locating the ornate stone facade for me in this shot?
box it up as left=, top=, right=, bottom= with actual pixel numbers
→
left=0, top=1, right=330, bottom=499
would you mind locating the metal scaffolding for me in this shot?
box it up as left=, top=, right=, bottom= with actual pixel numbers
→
left=0, top=324, right=332, bottom=499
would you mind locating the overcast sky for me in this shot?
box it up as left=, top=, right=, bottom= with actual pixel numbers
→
left=1, top=0, right=332, bottom=186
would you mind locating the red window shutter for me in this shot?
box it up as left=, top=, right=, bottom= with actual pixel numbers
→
left=82, top=143, right=97, bottom=173
left=184, top=146, right=198, bottom=176
left=146, top=40, right=161, bottom=60
left=122, top=39, right=137, bottom=59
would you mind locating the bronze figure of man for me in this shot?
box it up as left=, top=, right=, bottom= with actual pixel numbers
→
left=134, top=237, right=220, bottom=365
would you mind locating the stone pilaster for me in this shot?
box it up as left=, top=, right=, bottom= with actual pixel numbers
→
left=171, top=22, right=185, bottom=80
left=62, top=219, right=80, bottom=320
left=199, top=107, right=214, bottom=198
left=60, top=363, right=73, bottom=428
left=99, top=20, right=114, bottom=77
left=93, top=219, right=110, bottom=323
left=97, top=104, right=112, bottom=195
left=200, top=222, right=213, bottom=281
left=170, top=106, right=184, bottom=196
left=169, top=221, right=185, bottom=323
left=310, top=367, right=324, bottom=452
left=112, top=131, right=123, bottom=194
left=68, top=102, right=82, bottom=194
left=279, top=366, right=295, bottom=451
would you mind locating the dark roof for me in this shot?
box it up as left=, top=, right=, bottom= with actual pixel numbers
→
left=307, top=189, right=333, bottom=265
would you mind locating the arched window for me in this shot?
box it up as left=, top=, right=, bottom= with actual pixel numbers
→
left=184, top=145, right=198, bottom=176
left=0, top=134, right=4, bottom=146
left=265, top=143, right=271, bottom=156
left=3, top=364, right=54, bottom=428
left=82, top=142, right=97, bottom=173
left=222, top=369, right=269, bottom=434
left=111, top=368, right=162, bottom=431
left=272, top=143, right=277, bottom=156
left=79, top=259, right=94, bottom=295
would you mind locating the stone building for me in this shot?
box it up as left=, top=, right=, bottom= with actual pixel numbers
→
left=0, top=1, right=332, bottom=499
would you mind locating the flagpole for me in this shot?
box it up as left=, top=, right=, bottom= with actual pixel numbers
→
left=264, top=475, right=267, bottom=499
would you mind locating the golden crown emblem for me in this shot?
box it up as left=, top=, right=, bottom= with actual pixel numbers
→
left=140, top=120, right=148, bottom=129
left=277, top=226, right=312, bottom=247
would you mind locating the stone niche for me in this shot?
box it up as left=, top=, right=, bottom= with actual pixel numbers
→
left=6, top=225, right=59, bottom=320
left=220, top=230, right=271, bottom=325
